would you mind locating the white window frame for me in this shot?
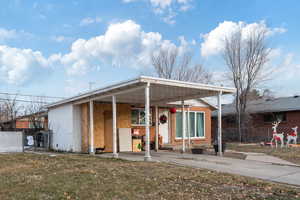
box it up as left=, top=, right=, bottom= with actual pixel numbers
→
left=131, top=108, right=152, bottom=126
left=175, top=110, right=205, bottom=139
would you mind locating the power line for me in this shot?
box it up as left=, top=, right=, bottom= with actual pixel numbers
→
left=0, top=98, right=50, bottom=104
left=0, top=92, right=64, bottom=100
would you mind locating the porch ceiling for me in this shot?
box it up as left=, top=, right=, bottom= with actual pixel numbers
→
left=91, top=76, right=235, bottom=105
left=47, top=76, right=235, bottom=108
left=93, top=83, right=220, bottom=105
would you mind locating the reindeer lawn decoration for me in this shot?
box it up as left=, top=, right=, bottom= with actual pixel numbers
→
left=270, top=121, right=285, bottom=148
left=287, top=126, right=298, bottom=145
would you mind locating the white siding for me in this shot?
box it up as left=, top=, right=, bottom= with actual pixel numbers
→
left=49, top=104, right=81, bottom=152
left=72, top=105, right=82, bottom=152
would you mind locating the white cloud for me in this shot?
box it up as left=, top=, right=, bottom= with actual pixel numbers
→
left=163, top=10, right=177, bottom=25
left=122, top=0, right=138, bottom=2
left=60, top=20, right=188, bottom=75
left=0, top=28, right=18, bottom=42
left=64, top=79, right=90, bottom=96
left=51, top=35, right=73, bottom=43
left=80, top=17, right=102, bottom=26
left=0, top=28, right=34, bottom=44
left=200, top=21, right=287, bottom=57
left=150, top=0, right=172, bottom=9
left=0, top=45, right=51, bottom=85
left=0, top=20, right=191, bottom=84
left=271, top=53, right=300, bottom=81
left=123, top=0, right=193, bottom=24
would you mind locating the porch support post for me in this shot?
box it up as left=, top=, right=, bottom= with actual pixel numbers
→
left=181, top=100, right=186, bottom=153
left=155, top=106, right=159, bottom=151
left=144, top=82, right=151, bottom=161
left=217, top=91, right=223, bottom=156
left=89, top=100, right=94, bottom=154
left=187, top=106, right=191, bottom=149
left=112, top=95, right=118, bottom=158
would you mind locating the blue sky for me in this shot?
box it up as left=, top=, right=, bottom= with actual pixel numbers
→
left=0, top=0, right=299, bottom=100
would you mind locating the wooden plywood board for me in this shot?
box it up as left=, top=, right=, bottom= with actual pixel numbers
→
left=81, top=103, right=89, bottom=153
left=104, top=111, right=113, bottom=152
left=93, top=103, right=132, bottom=151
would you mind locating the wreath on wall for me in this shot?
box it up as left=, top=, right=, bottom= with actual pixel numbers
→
left=159, top=114, right=168, bottom=124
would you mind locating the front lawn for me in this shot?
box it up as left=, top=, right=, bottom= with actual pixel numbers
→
left=0, top=153, right=299, bottom=200
left=227, top=143, right=300, bottom=165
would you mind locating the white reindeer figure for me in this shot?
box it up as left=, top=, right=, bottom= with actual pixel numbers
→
left=270, top=121, right=285, bottom=148
left=287, top=126, right=298, bottom=145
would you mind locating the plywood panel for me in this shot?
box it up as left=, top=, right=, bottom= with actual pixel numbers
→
left=94, top=103, right=105, bottom=148
left=104, top=111, right=113, bottom=152
left=81, top=103, right=89, bottom=153
left=93, top=103, right=132, bottom=150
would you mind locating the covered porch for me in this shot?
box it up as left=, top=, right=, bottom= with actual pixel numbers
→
left=74, top=76, right=235, bottom=161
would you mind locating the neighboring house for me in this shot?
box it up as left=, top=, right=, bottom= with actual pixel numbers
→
left=212, top=96, right=300, bottom=142
left=0, top=111, right=48, bottom=131
left=46, top=76, right=234, bottom=157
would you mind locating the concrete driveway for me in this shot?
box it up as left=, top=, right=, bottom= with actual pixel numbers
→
left=99, top=151, right=300, bottom=186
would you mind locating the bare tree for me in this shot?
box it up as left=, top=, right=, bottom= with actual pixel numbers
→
left=0, top=94, right=23, bottom=129
left=223, top=28, right=271, bottom=142
left=24, top=100, right=46, bottom=131
left=23, top=100, right=48, bottom=149
left=151, top=48, right=212, bottom=83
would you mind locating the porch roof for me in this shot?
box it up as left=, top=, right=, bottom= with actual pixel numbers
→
left=46, top=76, right=235, bottom=108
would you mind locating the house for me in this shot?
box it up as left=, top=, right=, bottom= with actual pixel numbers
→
left=0, top=111, right=48, bottom=131
left=46, top=76, right=235, bottom=160
left=212, top=96, right=300, bottom=142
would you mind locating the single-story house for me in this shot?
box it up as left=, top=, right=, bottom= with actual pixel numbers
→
left=0, top=111, right=48, bottom=131
left=212, top=96, right=300, bottom=142
left=47, top=76, right=235, bottom=160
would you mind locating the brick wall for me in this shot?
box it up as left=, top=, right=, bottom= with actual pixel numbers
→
left=212, top=110, right=300, bottom=142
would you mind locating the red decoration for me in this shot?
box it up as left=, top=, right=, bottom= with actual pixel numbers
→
left=170, top=108, right=177, bottom=114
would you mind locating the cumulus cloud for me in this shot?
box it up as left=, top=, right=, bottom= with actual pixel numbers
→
left=123, top=0, right=193, bottom=24
left=80, top=17, right=102, bottom=26
left=60, top=20, right=189, bottom=75
left=0, top=20, right=192, bottom=84
left=0, top=45, right=51, bottom=84
left=200, top=21, right=287, bottom=57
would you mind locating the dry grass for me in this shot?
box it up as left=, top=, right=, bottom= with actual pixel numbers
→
left=0, top=153, right=299, bottom=200
left=227, top=143, right=300, bottom=165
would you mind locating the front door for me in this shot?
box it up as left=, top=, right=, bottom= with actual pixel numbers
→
left=159, top=109, right=169, bottom=144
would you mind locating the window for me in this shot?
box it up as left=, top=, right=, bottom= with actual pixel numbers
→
left=131, top=108, right=152, bottom=126
left=176, top=111, right=205, bottom=138
left=263, top=112, right=286, bottom=123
